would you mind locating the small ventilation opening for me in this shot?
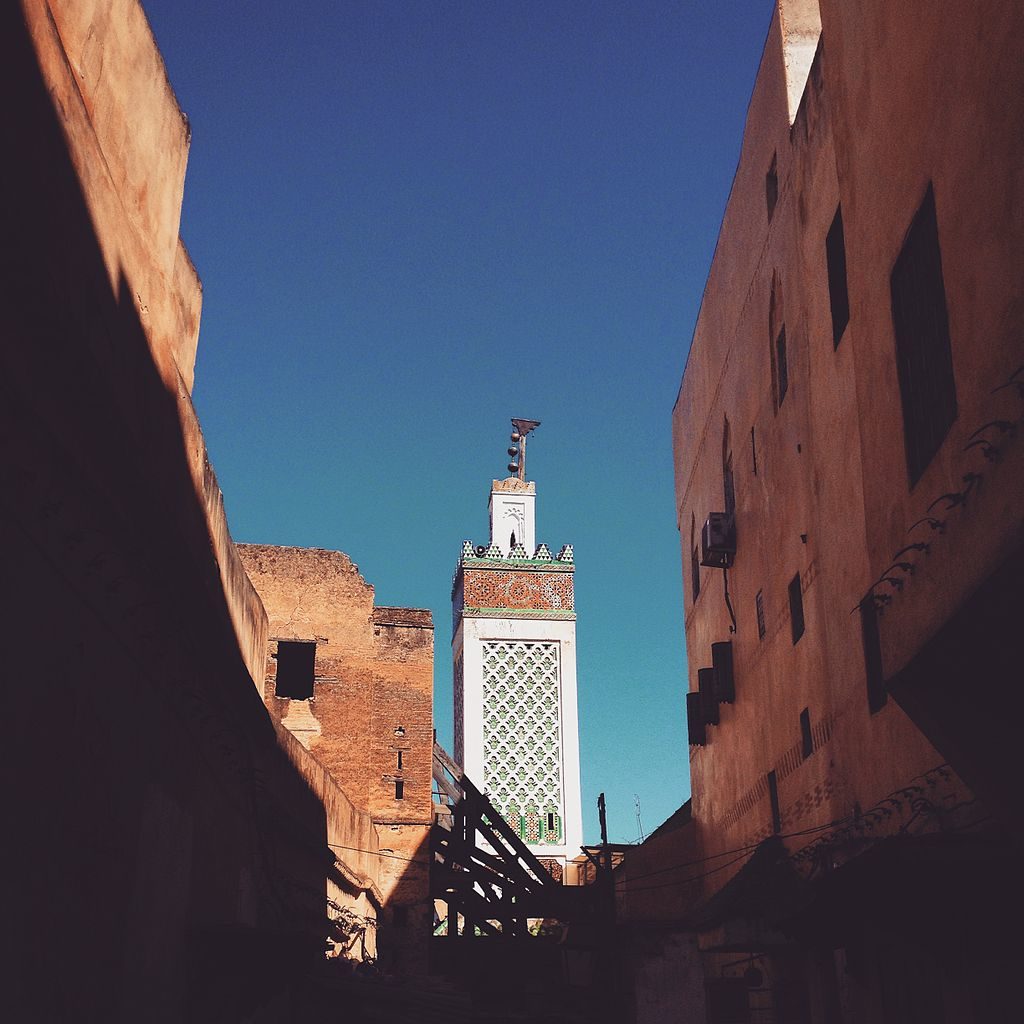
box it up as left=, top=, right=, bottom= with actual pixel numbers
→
left=396, top=750, right=403, bottom=770
left=766, top=153, right=779, bottom=221
left=768, top=770, right=781, bottom=834
left=800, top=707, right=813, bottom=759
left=275, top=640, right=316, bottom=699
left=788, top=572, right=805, bottom=644
left=827, top=204, right=850, bottom=347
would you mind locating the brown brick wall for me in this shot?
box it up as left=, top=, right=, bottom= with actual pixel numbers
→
left=235, top=543, right=435, bottom=968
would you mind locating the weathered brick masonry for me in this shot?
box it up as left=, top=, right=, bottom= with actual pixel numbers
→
left=237, top=544, right=434, bottom=974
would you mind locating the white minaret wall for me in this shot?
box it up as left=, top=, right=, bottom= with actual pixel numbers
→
left=453, top=472, right=583, bottom=871
left=488, top=486, right=536, bottom=556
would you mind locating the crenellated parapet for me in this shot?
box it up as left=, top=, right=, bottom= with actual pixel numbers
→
left=457, top=539, right=575, bottom=566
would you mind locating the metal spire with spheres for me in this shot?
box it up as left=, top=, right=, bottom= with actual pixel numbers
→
left=506, top=418, right=541, bottom=480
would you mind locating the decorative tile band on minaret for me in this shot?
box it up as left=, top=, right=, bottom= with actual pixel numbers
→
left=451, top=420, right=584, bottom=874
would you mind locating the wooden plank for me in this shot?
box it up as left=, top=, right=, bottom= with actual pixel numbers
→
left=461, top=775, right=557, bottom=888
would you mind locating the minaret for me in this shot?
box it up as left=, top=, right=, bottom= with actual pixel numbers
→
left=451, top=420, right=583, bottom=875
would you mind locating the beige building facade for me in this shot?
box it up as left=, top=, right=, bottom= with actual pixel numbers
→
left=621, top=1, right=1024, bottom=1022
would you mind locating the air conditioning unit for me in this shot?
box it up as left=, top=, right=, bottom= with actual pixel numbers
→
left=701, top=512, right=736, bottom=569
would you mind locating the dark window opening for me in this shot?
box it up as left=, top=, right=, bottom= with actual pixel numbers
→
left=510, top=531, right=516, bottom=549
left=775, top=325, right=789, bottom=406
left=395, top=780, right=404, bottom=800
left=396, top=750, right=403, bottom=770
left=691, top=514, right=701, bottom=604
left=722, top=420, right=736, bottom=524
left=755, top=590, right=766, bottom=640
left=788, top=573, right=805, bottom=644
left=800, top=707, right=813, bottom=759
left=275, top=640, right=316, bottom=699
left=860, top=597, right=887, bottom=713
left=891, top=184, right=957, bottom=485
left=766, top=154, right=778, bottom=221
left=768, top=770, right=781, bottom=834
left=547, top=812, right=555, bottom=832
left=750, top=426, right=758, bottom=475
left=827, top=205, right=850, bottom=347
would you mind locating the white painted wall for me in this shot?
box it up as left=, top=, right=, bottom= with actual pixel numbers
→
left=488, top=487, right=536, bottom=556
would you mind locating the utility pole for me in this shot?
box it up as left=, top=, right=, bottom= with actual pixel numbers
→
left=597, top=792, right=620, bottom=1011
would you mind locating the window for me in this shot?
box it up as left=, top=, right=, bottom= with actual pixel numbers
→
left=396, top=750, right=403, bottom=770
left=547, top=812, right=555, bottom=832
left=755, top=589, right=766, bottom=639
left=766, top=154, right=778, bottom=221
left=775, top=326, right=789, bottom=405
left=826, top=205, right=850, bottom=347
left=769, top=274, right=787, bottom=411
left=274, top=640, right=315, bottom=699
left=890, top=185, right=957, bottom=485
left=723, top=421, right=736, bottom=521
left=860, top=597, right=887, bottom=712
left=800, top=708, right=813, bottom=759
left=767, top=770, right=781, bottom=834
left=690, top=515, right=701, bottom=604
left=395, top=780, right=404, bottom=800
left=788, top=573, right=805, bottom=644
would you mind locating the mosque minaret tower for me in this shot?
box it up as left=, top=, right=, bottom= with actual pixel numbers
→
left=451, top=419, right=583, bottom=874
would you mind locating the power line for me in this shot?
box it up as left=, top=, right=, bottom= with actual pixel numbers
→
left=613, top=817, right=847, bottom=888
left=327, top=841, right=426, bottom=863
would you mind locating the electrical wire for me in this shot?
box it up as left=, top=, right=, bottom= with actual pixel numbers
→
left=327, top=841, right=426, bottom=863
left=613, top=816, right=848, bottom=888
left=616, top=850, right=755, bottom=895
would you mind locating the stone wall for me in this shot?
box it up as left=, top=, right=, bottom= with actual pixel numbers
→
left=662, top=1, right=1024, bottom=1019
left=236, top=543, right=435, bottom=974
left=4, top=3, right=388, bottom=1015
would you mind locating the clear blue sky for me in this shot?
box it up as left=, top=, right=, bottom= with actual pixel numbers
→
left=143, top=0, right=773, bottom=844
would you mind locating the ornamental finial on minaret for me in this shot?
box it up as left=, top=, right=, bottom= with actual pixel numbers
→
left=506, top=418, right=541, bottom=481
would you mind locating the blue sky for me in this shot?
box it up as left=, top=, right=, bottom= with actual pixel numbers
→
left=143, top=0, right=773, bottom=844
